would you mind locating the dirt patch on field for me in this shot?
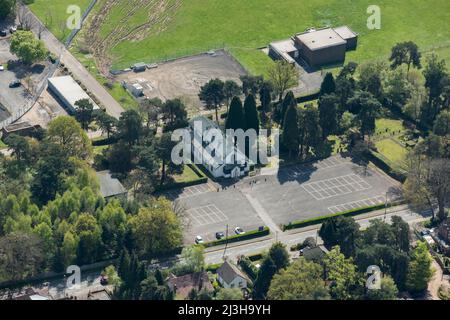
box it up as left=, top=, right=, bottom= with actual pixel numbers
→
left=84, top=0, right=181, bottom=75
left=114, top=50, right=248, bottom=115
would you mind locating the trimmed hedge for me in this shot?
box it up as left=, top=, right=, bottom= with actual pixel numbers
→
left=155, top=164, right=208, bottom=191
left=202, top=227, right=270, bottom=248
left=366, top=151, right=407, bottom=183
left=206, top=263, right=222, bottom=273
left=282, top=201, right=405, bottom=231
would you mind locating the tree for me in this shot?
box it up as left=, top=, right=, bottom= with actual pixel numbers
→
left=117, top=110, right=143, bottom=146
left=240, top=75, right=263, bottom=96
left=253, top=255, right=277, bottom=300
left=267, top=258, right=330, bottom=300
left=216, top=288, right=242, bottom=300
left=74, top=99, right=94, bottom=130
left=223, top=80, right=241, bottom=112
left=161, top=99, right=188, bottom=131
left=95, top=111, right=118, bottom=138
left=177, top=245, right=205, bottom=274
left=404, top=146, right=450, bottom=221
left=406, top=241, right=434, bottom=294
left=366, top=276, right=399, bottom=300
left=31, top=141, right=73, bottom=204
left=320, top=72, right=336, bottom=96
left=10, top=30, right=47, bottom=64
left=259, top=80, right=273, bottom=119
left=318, top=93, right=339, bottom=138
left=422, top=54, right=448, bottom=125
left=199, top=79, right=225, bottom=123
left=348, top=91, right=381, bottom=139
left=225, top=96, right=245, bottom=131
left=358, top=62, right=385, bottom=99
left=281, top=102, right=299, bottom=158
left=384, top=68, right=413, bottom=109
left=390, top=216, right=410, bottom=253
left=60, top=231, right=78, bottom=267
left=139, top=98, right=162, bottom=129
left=323, top=246, right=364, bottom=300
left=389, top=42, right=421, bottom=71
left=46, top=116, right=92, bottom=160
left=0, top=232, right=44, bottom=281
left=319, top=216, right=360, bottom=257
left=4, top=134, right=31, bottom=164
left=156, top=132, right=183, bottom=185
left=268, top=61, right=299, bottom=102
left=279, top=90, right=296, bottom=126
left=298, top=104, right=322, bottom=158
left=0, top=0, right=16, bottom=20
left=74, top=213, right=102, bottom=265
left=243, top=94, right=259, bottom=134
left=433, top=110, right=450, bottom=136
left=127, top=198, right=183, bottom=259
left=268, top=242, right=290, bottom=271
left=335, top=62, right=358, bottom=110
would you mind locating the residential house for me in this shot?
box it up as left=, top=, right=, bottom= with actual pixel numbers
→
left=167, top=271, right=213, bottom=299
left=217, top=260, right=250, bottom=289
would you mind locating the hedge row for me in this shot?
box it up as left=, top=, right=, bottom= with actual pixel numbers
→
left=202, top=227, right=270, bottom=248
left=155, top=164, right=208, bottom=192
left=366, top=151, right=407, bottom=183
left=282, top=201, right=405, bottom=231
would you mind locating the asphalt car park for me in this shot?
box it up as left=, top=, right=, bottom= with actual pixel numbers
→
left=0, top=40, right=28, bottom=122
left=165, top=155, right=401, bottom=244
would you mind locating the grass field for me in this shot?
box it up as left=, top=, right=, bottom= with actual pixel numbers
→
left=29, top=0, right=92, bottom=41
left=30, top=0, right=450, bottom=76
left=375, top=138, right=408, bottom=167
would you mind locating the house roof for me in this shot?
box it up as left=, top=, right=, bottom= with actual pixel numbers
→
left=295, top=27, right=346, bottom=51
left=96, top=170, right=127, bottom=198
left=217, top=260, right=249, bottom=285
left=167, top=271, right=213, bottom=299
left=269, top=39, right=297, bottom=64
left=302, top=245, right=329, bottom=262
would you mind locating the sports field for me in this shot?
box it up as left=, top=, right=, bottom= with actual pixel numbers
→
left=29, top=0, right=450, bottom=76
left=28, top=0, right=92, bottom=41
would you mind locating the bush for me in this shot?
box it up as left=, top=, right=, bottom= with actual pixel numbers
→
left=283, top=201, right=405, bottom=230
left=206, top=263, right=221, bottom=273
left=201, top=227, right=270, bottom=248
left=366, top=151, right=407, bottom=182
left=238, top=256, right=258, bottom=281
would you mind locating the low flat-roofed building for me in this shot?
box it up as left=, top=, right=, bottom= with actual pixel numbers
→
left=96, top=170, right=127, bottom=199
left=333, top=26, right=358, bottom=50
left=268, top=39, right=298, bottom=64
left=294, top=28, right=347, bottom=66
left=48, top=76, right=99, bottom=114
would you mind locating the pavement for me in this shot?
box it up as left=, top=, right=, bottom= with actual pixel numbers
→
left=167, top=155, right=401, bottom=244
left=20, top=4, right=124, bottom=119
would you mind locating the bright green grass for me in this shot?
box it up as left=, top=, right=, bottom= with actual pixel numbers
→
left=375, top=138, right=408, bottom=168
left=29, top=0, right=92, bottom=41
left=0, top=139, right=7, bottom=149
left=101, top=0, right=450, bottom=75
left=375, top=118, right=404, bottom=135
left=173, top=165, right=201, bottom=183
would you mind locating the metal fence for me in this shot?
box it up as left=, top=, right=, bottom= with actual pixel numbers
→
left=0, top=62, right=59, bottom=131
left=65, top=0, right=98, bottom=47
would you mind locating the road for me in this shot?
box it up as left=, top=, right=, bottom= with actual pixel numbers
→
left=21, top=5, right=124, bottom=119
left=203, top=205, right=427, bottom=264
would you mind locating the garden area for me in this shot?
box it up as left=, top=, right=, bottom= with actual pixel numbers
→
left=371, top=118, right=420, bottom=172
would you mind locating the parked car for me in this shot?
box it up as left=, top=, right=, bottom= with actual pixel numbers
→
left=215, top=232, right=225, bottom=240
left=9, top=80, right=21, bottom=88
left=234, top=227, right=245, bottom=235
left=0, top=30, right=7, bottom=37
left=0, top=65, right=4, bottom=71
left=9, top=26, right=17, bottom=33
left=195, top=235, right=204, bottom=244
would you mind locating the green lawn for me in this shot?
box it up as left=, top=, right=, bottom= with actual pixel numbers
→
left=29, top=0, right=92, bottom=41
left=173, top=165, right=202, bottom=183
left=375, top=118, right=405, bottom=136
left=0, top=139, right=7, bottom=150
left=87, top=0, right=450, bottom=75
left=375, top=138, right=408, bottom=167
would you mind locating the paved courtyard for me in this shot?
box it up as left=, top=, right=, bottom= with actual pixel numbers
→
left=165, top=155, right=401, bottom=244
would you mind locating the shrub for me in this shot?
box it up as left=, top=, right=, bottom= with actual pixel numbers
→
left=201, top=227, right=270, bottom=248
